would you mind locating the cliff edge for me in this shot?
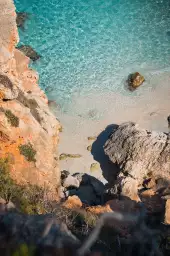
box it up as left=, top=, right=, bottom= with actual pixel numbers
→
left=0, top=0, right=61, bottom=198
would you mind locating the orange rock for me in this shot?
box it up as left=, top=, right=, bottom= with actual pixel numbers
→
left=86, top=204, right=112, bottom=214
left=0, top=0, right=61, bottom=200
left=63, top=196, right=82, bottom=209
left=165, top=199, right=170, bottom=224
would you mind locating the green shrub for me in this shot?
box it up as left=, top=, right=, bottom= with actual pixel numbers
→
left=5, top=110, right=19, bottom=127
left=0, top=157, right=48, bottom=214
left=19, top=143, right=36, bottom=162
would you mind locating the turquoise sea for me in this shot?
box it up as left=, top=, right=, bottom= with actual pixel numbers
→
left=15, top=0, right=170, bottom=114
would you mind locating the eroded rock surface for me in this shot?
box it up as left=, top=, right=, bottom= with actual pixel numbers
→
left=0, top=0, right=61, bottom=198
left=104, top=122, right=170, bottom=200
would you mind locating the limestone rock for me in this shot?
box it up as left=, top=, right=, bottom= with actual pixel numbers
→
left=165, top=199, right=170, bottom=224
left=68, top=173, right=104, bottom=205
left=0, top=73, right=19, bottom=100
left=104, top=122, right=170, bottom=200
left=63, top=175, right=80, bottom=189
left=16, top=12, right=29, bottom=29
left=17, top=45, right=40, bottom=61
left=143, top=178, right=156, bottom=189
left=61, top=170, right=70, bottom=180
left=140, top=189, right=164, bottom=214
left=127, top=72, right=145, bottom=90
left=0, top=1, right=61, bottom=198
left=63, top=196, right=82, bottom=209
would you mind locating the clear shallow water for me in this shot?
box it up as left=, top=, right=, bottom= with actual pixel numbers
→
left=15, top=0, right=170, bottom=113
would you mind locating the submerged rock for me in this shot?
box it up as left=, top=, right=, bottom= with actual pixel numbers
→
left=59, top=153, right=82, bottom=160
left=17, top=45, right=40, bottom=61
left=104, top=122, right=170, bottom=201
left=90, top=163, right=100, bottom=172
left=87, top=136, right=97, bottom=141
left=16, top=12, right=29, bottom=29
left=127, top=72, right=145, bottom=90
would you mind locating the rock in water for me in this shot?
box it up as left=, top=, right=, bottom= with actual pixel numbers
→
left=16, top=12, right=29, bottom=29
left=104, top=122, right=170, bottom=201
left=127, top=72, right=145, bottom=90
left=17, top=45, right=40, bottom=61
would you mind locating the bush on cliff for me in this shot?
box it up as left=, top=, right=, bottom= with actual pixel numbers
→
left=0, top=157, right=47, bottom=214
left=19, top=143, right=36, bottom=162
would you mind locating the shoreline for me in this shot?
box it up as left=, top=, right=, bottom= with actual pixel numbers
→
left=49, top=70, right=170, bottom=183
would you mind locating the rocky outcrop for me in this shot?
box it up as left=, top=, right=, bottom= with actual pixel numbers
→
left=16, top=12, right=29, bottom=29
left=127, top=72, right=145, bottom=90
left=61, top=171, right=105, bottom=205
left=0, top=0, right=61, bottom=198
left=104, top=122, right=170, bottom=200
left=17, top=45, right=41, bottom=61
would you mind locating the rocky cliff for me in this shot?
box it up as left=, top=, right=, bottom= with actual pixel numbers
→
left=0, top=0, right=61, bottom=198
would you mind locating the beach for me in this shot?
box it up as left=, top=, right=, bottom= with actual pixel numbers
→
left=49, top=70, right=170, bottom=183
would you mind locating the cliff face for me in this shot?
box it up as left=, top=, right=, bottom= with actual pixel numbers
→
left=0, top=0, right=61, bottom=197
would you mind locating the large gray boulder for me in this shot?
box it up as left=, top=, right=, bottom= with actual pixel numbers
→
left=104, top=122, right=170, bottom=201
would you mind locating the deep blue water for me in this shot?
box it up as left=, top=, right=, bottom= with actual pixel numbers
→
left=15, top=0, right=170, bottom=112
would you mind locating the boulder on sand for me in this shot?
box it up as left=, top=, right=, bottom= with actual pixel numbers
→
left=104, top=122, right=170, bottom=201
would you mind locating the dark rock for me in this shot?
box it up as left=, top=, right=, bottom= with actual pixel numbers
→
left=69, top=173, right=104, bottom=205
left=69, top=185, right=97, bottom=205
left=104, top=122, right=170, bottom=201
left=127, top=72, right=145, bottom=90
left=17, top=45, right=41, bottom=61
left=63, top=175, right=80, bottom=189
left=16, top=12, right=29, bottom=29
left=61, top=170, right=70, bottom=181
left=0, top=73, right=19, bottom=100
left=167, top=115, right=170, bottom=128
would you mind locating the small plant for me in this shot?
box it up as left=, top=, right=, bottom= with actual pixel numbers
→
left=0, top=157, right=48, bottom=214
left=19, top=143, right=36, bottom=162
left=5, top=110, right=19, bottom=127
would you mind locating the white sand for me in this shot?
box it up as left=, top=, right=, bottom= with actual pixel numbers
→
left=50, top=70, right=170, bottom=184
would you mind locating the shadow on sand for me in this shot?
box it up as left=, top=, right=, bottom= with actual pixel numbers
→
left=91, top=124, right=120, bottom=184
